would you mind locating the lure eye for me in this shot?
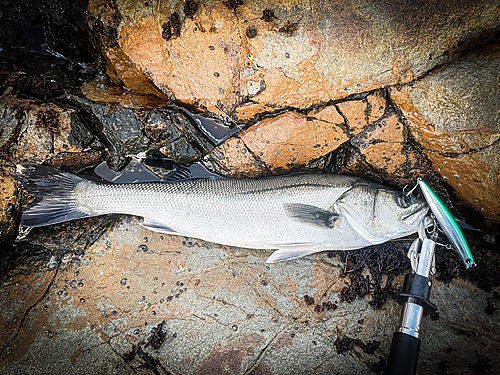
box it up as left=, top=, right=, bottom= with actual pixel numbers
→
left=398, top=194, right=412, bottom=208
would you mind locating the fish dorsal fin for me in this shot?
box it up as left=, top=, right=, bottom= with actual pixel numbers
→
left=144, top=157, right=226, bottom=181
left=95, top=158, right=227, bottom=184
left=162, top=164, right=193, bottom=182
left=266, top=244, right=325, bottom=263
left=139, top=218, right=179, bottom=235
left=283, top=203, right=339, bottom=228
left=95, top=159, right=162, bottom=183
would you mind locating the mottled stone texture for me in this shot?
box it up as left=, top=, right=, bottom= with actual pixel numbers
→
left=0, top=98, right=96, bottom=165
left=1, top=219, right=499, bottom=375
left=86, top=0, right=500, bottom=118
left=391, top=43, right=500, bottom=222
left=206, top=108, right=348, bottom=177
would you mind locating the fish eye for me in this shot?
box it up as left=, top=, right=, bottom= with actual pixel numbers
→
left=398, top=194, right=412, bottom=208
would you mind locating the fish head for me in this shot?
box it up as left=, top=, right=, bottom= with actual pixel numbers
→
left=336, top=184, right=429, bottom=242
left=377, top=189, right=429, bottom=229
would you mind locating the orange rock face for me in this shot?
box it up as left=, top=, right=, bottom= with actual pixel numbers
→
left=206, top=108, right=348, bottom=177
left=337, top=91, right=387, bottom=136
left=0, top=171, right=17, bottom=242
left=358, top=114, right=406, bottom=175
left=86, top=0, right=500, bottom=120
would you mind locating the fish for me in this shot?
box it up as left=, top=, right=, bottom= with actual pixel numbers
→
left=17, top=163, right=429, bottom=263
left=417, top=178, right=475, bottom=268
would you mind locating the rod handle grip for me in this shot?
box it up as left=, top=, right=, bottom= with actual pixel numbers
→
left=385, top=332, right=421, bottom=375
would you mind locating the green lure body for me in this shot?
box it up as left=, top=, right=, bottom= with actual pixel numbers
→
left=417, top=178, right=475, bottom=269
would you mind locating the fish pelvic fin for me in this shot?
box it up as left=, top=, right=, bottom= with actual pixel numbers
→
left=283, top=203, right=339, bottom=228
left=266, top=244, right=326, bottom=263
left=139, top=218, right=179, bottom=235
left=17, top=164, right=92, bottom=227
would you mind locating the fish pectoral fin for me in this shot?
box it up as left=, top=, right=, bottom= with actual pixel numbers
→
left=140, top=218, right=179, bottom=235
left=266, top=243, right=325, bottom=263
left=283, top=203, right=339, bottom=228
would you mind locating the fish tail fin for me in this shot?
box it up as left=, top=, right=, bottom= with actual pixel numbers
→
left=17, top=163, right=92, bottom=227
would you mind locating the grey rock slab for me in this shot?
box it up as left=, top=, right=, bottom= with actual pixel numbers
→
left=408, top=45, right=500, bottom=148
left=1, top=218, right=499, bottom=374
left=5, top=328, right=134, bottom=375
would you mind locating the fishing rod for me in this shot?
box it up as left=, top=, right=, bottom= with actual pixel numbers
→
left=385, top=220, right=436, bottom=375
left=385, top=179, right=475, bottom=375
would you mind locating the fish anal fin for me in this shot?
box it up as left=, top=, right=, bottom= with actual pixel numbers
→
left=266, top=243, right=326, bottom=263
left=283, top=203, right=339, bottom=228
left=140, top=218, right=179, bottom=235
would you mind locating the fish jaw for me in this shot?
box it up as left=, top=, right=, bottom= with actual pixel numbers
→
left=400, top=199, right=429, bottom=227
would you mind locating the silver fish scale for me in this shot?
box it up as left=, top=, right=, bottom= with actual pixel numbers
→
left=74, top=174, right=370, bottom=250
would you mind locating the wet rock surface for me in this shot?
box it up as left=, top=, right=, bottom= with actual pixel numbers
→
left=86, top=0, right=500, bottom=119
left=391, top=43, right=500, bottom=222
left=0, top=0, right=500, bottom=374
left=1, top=219, right=499, bottom=375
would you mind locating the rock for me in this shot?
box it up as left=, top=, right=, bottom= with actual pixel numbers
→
left=64, top=95, right=213, bottom=169
left=1, top=218, right=499, bottom=374
left=391, top=43, right=500, bottom=222
left=86, top=0, right=500, bottom=119
left=144, top=109, right=213, bottom=164
left=206, top=107, right=348, bottom=177
left=349, top=113, right=421, bottom=184
left=337, top=91, right=387, bottom=136
left=0, top=0, right=96, bottom=61
left=0, top=97, right=97, bottom=165
left=0, top=170, right=18, bottom=245
left=1, top=2, right=500, bottom=374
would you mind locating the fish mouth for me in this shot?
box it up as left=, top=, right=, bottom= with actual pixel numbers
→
left=402, top=202, right=429, bottom=223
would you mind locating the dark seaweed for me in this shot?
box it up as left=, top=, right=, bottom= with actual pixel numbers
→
left=162, top=13, right=181, bottom=41
left=183, top=0, right=199, bottom=19
left=15, top=74, right=60, bottom=100
left=262, top=9, right=275, bottom=22
left=124, top=345, right=138, bottom=361
left=334, top=335, right=380, bottom=355
left=145, top=320, right=167, bottom=350
left=303, top=295, right=315, bottom=305
left=245, top=26, right=257, bottom=39
left=333, top=243, right=409, bottom=309
left=278, top=21, right=298, bottom=36
left=334, top=336, right=359, bottom=354
left=225, top=0, right=242, bottom=10
left=36, top=108, right=60, bottom=134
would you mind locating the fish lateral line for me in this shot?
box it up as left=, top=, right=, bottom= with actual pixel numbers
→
left=16, top=163, right=430, bottom=264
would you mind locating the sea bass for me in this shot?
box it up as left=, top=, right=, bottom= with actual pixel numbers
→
left=17, top=163, right=428, bottom=263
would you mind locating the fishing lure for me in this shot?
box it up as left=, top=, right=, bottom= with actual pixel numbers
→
left=417, top=178, right=475, bottom=269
